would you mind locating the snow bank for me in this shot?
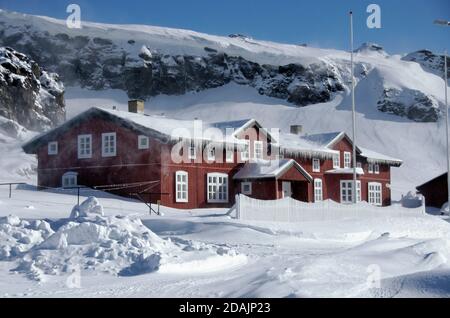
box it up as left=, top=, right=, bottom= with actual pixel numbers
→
left=441, top=202, right=449, bottom=215
left=1, top=197, right=246, bottom=281
left=0, top=215, right=53, bottom=261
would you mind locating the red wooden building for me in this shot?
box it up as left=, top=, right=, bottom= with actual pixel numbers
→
left=23, top=100, right=402, bottom=208
left=416, top=173, right=448, bottom=208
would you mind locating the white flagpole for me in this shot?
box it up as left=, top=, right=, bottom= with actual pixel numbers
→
left=445, top=50, right=449, bottom=209
left=350, top=11, right=357, bottom=204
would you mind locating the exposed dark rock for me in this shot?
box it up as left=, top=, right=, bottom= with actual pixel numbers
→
left=377, top=88, right=440, bottom=122
left=0, top=47, right=65, bottom=131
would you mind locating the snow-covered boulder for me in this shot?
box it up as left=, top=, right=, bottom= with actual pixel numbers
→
left=401, top=191, right=423, bottom=208
left=69, top=196, right=104, bottom=219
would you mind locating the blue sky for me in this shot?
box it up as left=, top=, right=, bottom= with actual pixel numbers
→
left=0, top=0, right=449, bottom=54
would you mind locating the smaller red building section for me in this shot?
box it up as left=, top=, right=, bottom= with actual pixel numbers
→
left=416, top=173, right=448, bottom=208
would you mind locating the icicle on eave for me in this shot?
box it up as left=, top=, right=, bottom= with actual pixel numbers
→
left=280, top=148, right=335, bottom=160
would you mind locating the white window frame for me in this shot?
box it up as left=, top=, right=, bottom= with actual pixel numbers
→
left=254, top=141, right=263, bottom=160
left=368, top=182, right=382, bottom=206
left=374, top=164, right=380, bottom=174
left=225, top=146, right=234, bottom=163
left=138, top=135, right=149, bottom=150
left=344, top=152, right=351, bottom=168
left=368, top=163, right=374, bottom=174
left=340, top=180, right=361, bottom=204
left=241, top=182, right=252, bottom=195
left=77, top=134, right=92, bottom=159
left=62, top=171, right=78, bottom=188
left=241, top=140, right=250, bottom=161
left=333, top=153, right=340, bottom=169
left=314, top=179, right=323, bottom=202
left=175, top=171, right=188, bottom=203
left=102, top=132, right=116, bottom=157
left=48, top=141, right=58, bottom=155
left=188, top=141, right=196, bottom=160
left=312, top=158, right=320, bottom=172
left=207, top=173, right=229, bottom=203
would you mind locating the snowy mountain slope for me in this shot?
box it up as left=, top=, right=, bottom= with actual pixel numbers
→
left=403, top=50, right=450, bottom=81
left=0, top=9, right=447, bottom=122
left=0, top=118, right=36, bottom=183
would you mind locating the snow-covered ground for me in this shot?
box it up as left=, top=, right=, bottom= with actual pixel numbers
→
left=1, top=185, right=450, bottom=298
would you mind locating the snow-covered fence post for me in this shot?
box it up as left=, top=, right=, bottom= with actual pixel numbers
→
left=421, top=195, right=426, bottom=215
left=235, top=194, right=241, bottom=219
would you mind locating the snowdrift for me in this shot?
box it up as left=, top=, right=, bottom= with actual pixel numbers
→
left=0, top=197, right=246, bottom=281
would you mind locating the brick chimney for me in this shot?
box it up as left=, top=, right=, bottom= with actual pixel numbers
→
left=128, top=99, right=145, bottom=114
left=290, top=125, right=303, bottom=135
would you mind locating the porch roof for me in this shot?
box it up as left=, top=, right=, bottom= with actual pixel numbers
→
left=233, top=159, right=313, bottom=182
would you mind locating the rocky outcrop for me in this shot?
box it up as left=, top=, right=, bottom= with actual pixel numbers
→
left=0, top=47, right=65, bottom=131
left=402, top=50, right=450, bottom=80
left=377, top=88, right=441, bottom=122
left=0, top=29, right=344, bottom=108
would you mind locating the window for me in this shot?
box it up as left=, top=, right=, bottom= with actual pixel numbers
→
left=226, top=146, right=234, bottom=163
left=241, top=140, right=250, bottom=161
left=241, top=182, right=252, bottom=195
left=207, top=147, right=215, bottom=161
left=368, top=182, right=382, bottom=206
left=102, top=133, right=116, bottom=157
left=368, top=163, right=374, bottom=174
left=48, top=141, right=58, bottom=155
left=188, top=141, right=196, bottom=160
left=312, top=158, right=320, bottom=172
left=62, top=172, right=77, bottom=188
left=207, top=173, right=228, bottom=203
left=374, top=164, right=380, bottom=174
left=344, top=152, right=351, bottom=168
left=254, top=141, right=263, bottom=160
left=333, top=153, right=340, bottom=169
left=356, top=162, right=362, bottom=168
left=138, top=135, right=149, bottom=150
left=175, top=171, right=188, bottom=202
left=314, top=179, right=323, bottom=202
left=77, top=134, right=92, bottom=159
left=340, top=180, right=361, bottom=204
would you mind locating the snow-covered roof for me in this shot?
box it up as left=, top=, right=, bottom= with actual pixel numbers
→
left=22, top=106, right=403, bottom=168
left=325, top=168, right=365, bottom=175
left=302, top=132, right=344, bottom=147
left=279, top=132, right=339, bottom=159
left=233, top=159, right=313, bottom=182
left=211, top=118, right=277, bottom=143
left=23, top=107, right=248, bottom=152
left=359, top=147, right=403, bottom=166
